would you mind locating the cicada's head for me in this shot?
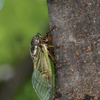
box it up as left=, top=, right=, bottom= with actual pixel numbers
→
left=30, top=33, right=42, bottom=60
left=31, top=33, right=42, bottom=47
left=31, top=33, right=42, bottom=45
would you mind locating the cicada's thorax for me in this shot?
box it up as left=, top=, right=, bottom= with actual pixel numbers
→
left=30, top=33, right=48, bottom=61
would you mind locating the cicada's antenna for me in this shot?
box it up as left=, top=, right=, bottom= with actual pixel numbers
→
left=46, top=26, right=56, bottom=35
left=43, top=26, right=56, bottom=43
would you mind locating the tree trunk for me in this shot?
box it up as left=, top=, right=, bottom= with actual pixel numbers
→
left=47, top=0, right=100, bottom=100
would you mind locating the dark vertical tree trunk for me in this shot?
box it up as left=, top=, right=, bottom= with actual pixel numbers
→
left=47, top=0, right=100, bottom=100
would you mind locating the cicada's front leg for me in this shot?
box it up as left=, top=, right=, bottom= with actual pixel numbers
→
left=43, top=26, right=55, bottom=43
left=48, top=45, right=54, bottom=48
left=47, top=48, right=55, bottom=62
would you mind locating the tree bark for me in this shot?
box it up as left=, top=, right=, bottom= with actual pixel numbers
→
left=47, top=0, right=100, bottom=100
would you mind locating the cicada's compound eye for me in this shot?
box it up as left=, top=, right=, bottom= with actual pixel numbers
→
left=35, top=33, right=42, bottom=38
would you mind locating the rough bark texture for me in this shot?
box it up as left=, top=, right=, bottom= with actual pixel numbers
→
left=47, top=0, right=100, bottom=100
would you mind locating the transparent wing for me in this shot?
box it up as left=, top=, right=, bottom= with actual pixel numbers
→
left=32, top=46, right=52, bottom=100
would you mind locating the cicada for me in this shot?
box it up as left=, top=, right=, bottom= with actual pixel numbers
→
left=30, top=28, right=55, bottom=100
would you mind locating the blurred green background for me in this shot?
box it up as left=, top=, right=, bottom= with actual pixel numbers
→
left=0, top=0, right=49, bottom=100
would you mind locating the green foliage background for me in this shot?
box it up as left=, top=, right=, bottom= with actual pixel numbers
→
left=0, top=0, right=49, bottom=64
left=0, top=0, right=49, bottom=100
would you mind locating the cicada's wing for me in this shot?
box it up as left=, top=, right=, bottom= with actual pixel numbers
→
left=32, top=46, right=52, bottom=100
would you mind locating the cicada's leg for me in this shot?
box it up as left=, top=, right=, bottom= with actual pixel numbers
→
left=48, top=45, right=54, bottom=48
left=47, top=45, right=56, bottom=65
left=43, top=26, right=55, bottom=43
left=45, top=26, right=55, bottom=35
left=45, top=34, right=51, bottom=42
left=47, top=50, right=55, bottom=62
left=48, top=50, right=56, bottom=66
